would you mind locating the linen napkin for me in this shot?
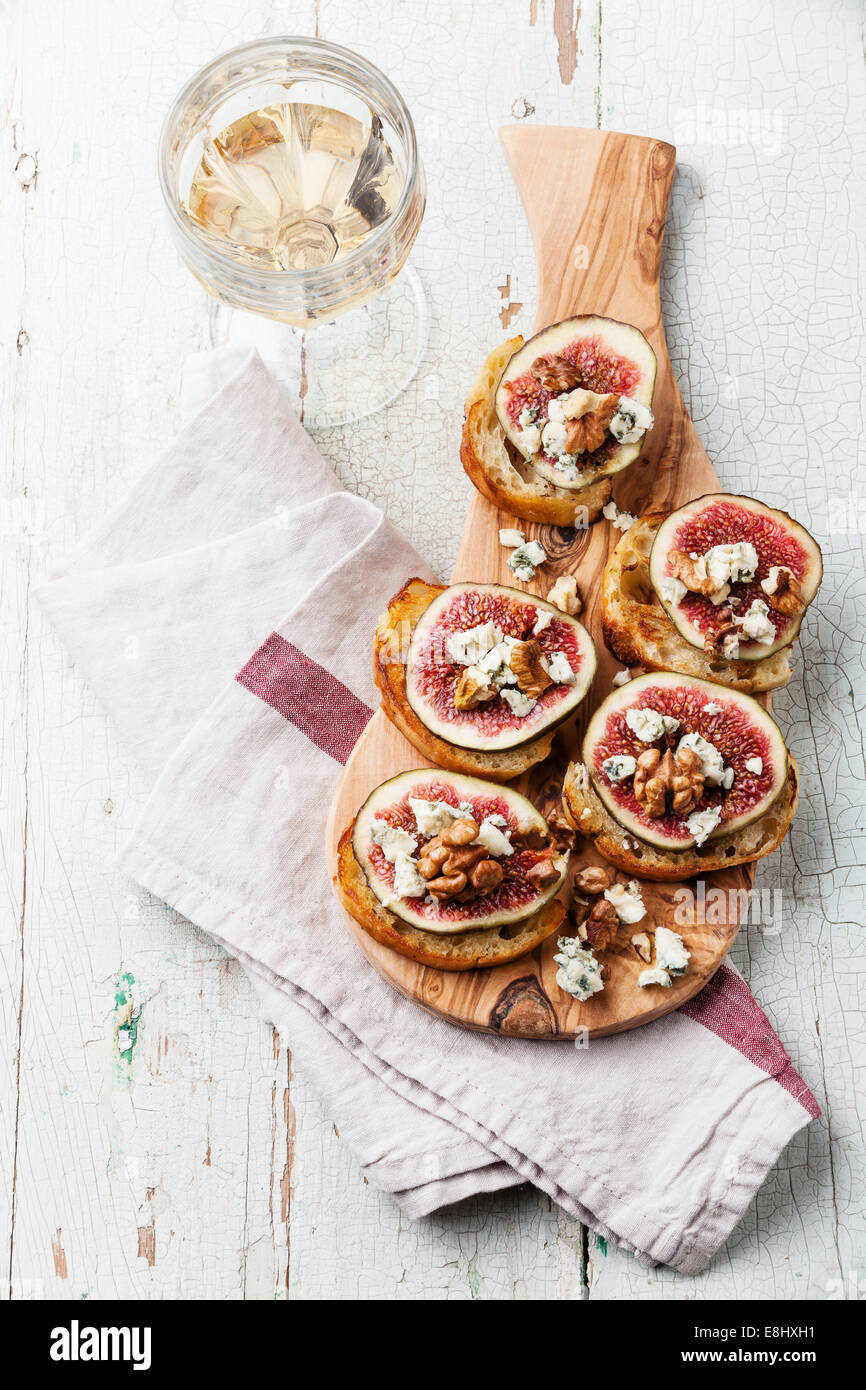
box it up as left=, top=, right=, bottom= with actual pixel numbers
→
left=37, top=348, right=819, bottom=1274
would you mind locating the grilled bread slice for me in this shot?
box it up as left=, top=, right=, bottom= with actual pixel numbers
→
left=374, top=577, right=555, bottom=781
left=335, top=825, right=565, bottom=970
left=601, top=515, right=793, bottom=693
left=561, top=758, right=799, bottom=882
left=459, top=337, right=612, bottom=527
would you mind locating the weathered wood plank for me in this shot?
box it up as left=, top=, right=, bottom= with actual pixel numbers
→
left=2, top=0, right=307, bottom=1301
left=0, top=2, right=32, bottom=1299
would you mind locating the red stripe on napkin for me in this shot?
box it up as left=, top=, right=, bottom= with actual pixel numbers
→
left=682, top=964, right=820, bottom=1117
left=237, top=633, right=372, bottom=765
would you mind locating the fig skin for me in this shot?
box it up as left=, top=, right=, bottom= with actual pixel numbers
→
left=600, top=514, right=795, bottom=693
left=582, top=672, right=788, bottom=852
left=336, top=825, right=567, bottom=972
left=352, top=768, right=568, bottom=933
left=374, top=577, right=558, bottom=781
left=404, top=580, right=596, bottom=754
left=493, top=315, right=657, bottom=493
left=648, top=493, right=823, bottom=662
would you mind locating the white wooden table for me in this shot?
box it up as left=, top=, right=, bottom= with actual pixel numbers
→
left=2, top=0, right=863, bottom=1300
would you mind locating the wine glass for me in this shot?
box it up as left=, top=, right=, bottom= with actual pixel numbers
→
left=159, top=36, right=427, bottom=426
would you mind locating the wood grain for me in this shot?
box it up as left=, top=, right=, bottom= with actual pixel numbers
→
left=327, top=126, right=756, bottom=1038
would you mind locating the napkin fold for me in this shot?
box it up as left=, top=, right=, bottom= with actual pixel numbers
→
left=37, top=348, right=819, bottom=1274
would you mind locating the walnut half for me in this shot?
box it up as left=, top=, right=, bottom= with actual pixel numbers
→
left=703, top=608, right=739, bottom=659
left=574, top=865, right=612, bottom=895
left=583, top=897, right=618, bottom=951
left=761, top=565, right=804, bottom=616
left=508, top=640, right=552, bottom=698
left=564, top=393, right=619, bottom=455
left=453, top=665, right=497, bottom=710
left=668, top=549, right=722, bottom=597
left=633, top=747, right=705, bottom=819
left=418, top=818, right=504, bottom=904
left=530, top=353, right=581, bottom=392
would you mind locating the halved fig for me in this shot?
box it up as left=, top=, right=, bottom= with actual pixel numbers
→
left=649, top=494, right=822, bottom=660
left=352, top=770, right=567, bottom=932
left=494, top=315, right=657, bottom=492
left=405, top=581, right=596, bottom=751
left=582, top=672, right=788, bottom=850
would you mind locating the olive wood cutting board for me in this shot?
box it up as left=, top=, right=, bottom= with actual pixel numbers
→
left=326, top=125, right=755, bottom=1039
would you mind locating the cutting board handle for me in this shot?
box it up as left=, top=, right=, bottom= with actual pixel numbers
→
left=499, top=126, right=676, bottom=338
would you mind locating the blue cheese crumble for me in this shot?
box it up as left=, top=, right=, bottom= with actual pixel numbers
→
left=676, top=731, right=733, bottom=788
left=602, top=754, right=637, bottom=782
left=658, top=575, right=688, bottom=605
left=532, top=607, right=553, bottom=635
left=517, top=407, right=541, bottom=454
left=501, top=687, right=537, bottom=718
left=609, top=397, right=654, bottom=444
left=604, top=879, right=646, bottom=924
left=392, top=852, right=427, bottom=899
left=638, top=966, right=672, bottom=989
left=507, top=539, right=547, bottom=582
left=478, top=638, right=520, bottom=687
left=473, top=816, right=514, bottom=857
left=446, top=620, right=501, bottom=667
left=736, top=598, right=776, bottom=645
left=499, top=527, right=525, bottom=548
left=370, top=819, right=417, bottom=861
left=654, top=926, right=690, bottom=976
left=602, top=500, right=639, bottom=531
left=625, top=706, right=680, bottom=742
left=554, top=937, right=605, bottom=1000
left=686, top=804, right=722, bottom=846
left=408, top=798, right=471, bottom=837
left=547, top=650, right=575, bottom=684
left=681, top=542, right=759, bottom=608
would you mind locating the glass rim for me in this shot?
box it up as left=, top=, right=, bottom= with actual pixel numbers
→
left=157, top=34, right=423, bottom=289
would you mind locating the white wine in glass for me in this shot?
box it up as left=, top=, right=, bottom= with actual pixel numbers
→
left=160, top=39, right=427, bottom=424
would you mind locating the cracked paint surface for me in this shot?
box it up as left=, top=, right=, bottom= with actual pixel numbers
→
left=0, top=0, right=863, bottom=1301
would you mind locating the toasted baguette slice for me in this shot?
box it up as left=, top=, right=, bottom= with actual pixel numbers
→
left=601, top=515, right=793, bottom=693
left=374, top=577, right=555, bottom=782
left=460, top=336, right=612, bottom=527
left=336, top=826, right=566, bottom=970
left=562, top=758, right=799, bottom=881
